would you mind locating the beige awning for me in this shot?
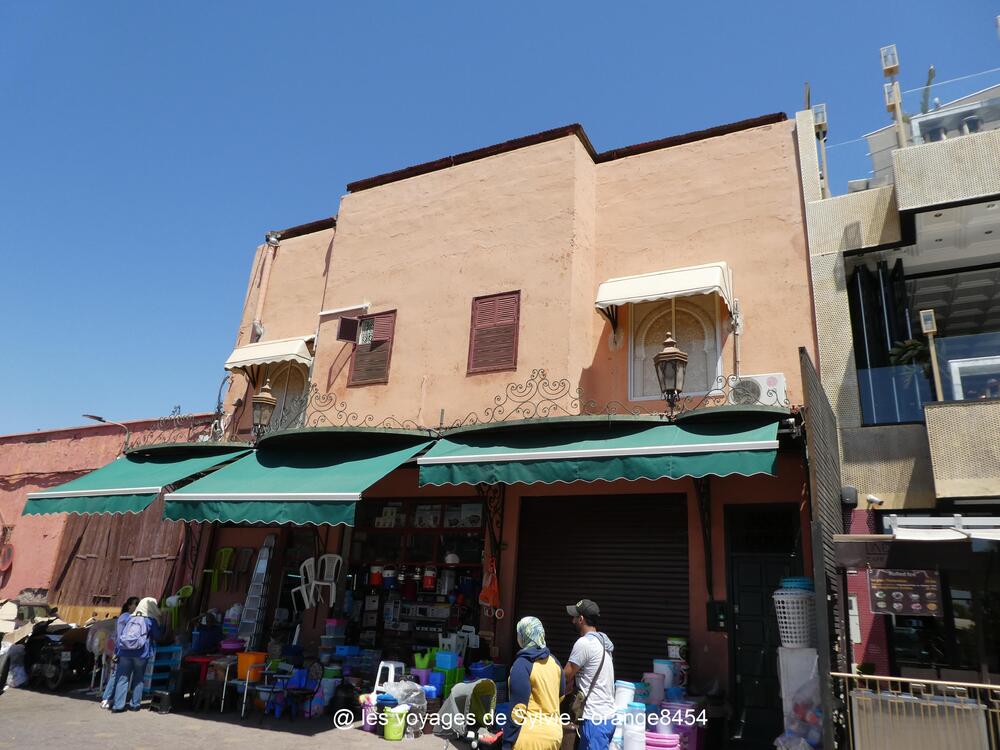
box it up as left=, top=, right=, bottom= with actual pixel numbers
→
left=595, top=261, right=735, bottom=313
left=224, top=336, right=313, bottom=371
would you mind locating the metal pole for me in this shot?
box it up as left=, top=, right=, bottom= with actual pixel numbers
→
left=927, top=332, right=944, bottom=400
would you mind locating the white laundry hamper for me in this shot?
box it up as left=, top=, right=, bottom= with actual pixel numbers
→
left=773, top=588, right=817, bottom=648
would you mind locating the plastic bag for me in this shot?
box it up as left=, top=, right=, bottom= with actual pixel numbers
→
left=384, top=680, right=428, bottom=739
left=479, top=558, right=500, bottom=609
left=4, top=644, right=28, bottom=689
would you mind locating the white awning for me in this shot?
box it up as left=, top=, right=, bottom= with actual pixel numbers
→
left=893, top=527, right=968, bottom=542
left=224, top=336, right=313, bottom=371
left=595, top=261, right=735, bottom=313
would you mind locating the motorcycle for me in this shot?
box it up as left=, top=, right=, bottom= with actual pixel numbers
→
left=23, top=619, right=93, bottom=691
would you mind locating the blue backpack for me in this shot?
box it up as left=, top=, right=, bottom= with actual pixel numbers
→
left=119, top=615, right=150, bottom=651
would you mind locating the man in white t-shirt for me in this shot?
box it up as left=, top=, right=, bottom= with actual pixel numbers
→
left=563, top=599, right=616, bottom=750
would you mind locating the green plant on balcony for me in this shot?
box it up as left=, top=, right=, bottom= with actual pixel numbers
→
left=889, top=339, right=932, bottom=388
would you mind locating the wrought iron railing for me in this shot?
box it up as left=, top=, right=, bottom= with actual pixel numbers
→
left=833, top=672, right=1000, bottom=750
left=256, top=368, right=792, bottom=438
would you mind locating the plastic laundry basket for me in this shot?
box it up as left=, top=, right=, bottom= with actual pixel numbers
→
left=773, top=589, right=816, bottom=648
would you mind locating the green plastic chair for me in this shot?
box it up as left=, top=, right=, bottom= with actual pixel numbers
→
left=203, top=547, right=234, bottom=593
left=164, top=584, right=194, bottom=631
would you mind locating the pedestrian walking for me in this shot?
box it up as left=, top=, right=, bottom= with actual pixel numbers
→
left=563, top=600, right=616, bottom=750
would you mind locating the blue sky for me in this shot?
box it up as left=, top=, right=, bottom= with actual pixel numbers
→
left=2, top=2, right=998, bottom=434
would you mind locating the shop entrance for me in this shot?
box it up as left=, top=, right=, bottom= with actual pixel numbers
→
left=514, top=494, right=688, bottom=680
left=725, top=504, right=802, bottom=748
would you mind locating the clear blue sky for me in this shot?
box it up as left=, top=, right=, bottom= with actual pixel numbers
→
left=3, top=2, right=998, bottom=434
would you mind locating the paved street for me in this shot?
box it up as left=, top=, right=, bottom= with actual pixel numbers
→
left=0, top=688, right=446, bottom=750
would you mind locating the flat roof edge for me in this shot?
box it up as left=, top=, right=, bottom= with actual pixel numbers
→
left=346, top=113, right=787, bottom=193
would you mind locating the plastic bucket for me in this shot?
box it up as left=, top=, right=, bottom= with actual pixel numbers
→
left=237, top=651, right=267, bottom=681
left=361, top=702, right=377, bottom=732
left=614, top=680, right=636, bottom=710
left=643, top=672, right=665, bottom=705
left=414, top=651, right=432, bottom=669
left=412, top=668, right=431, bottom=685
left=469, top=661, right=494, bottom=679
left=384, top=706, right=408, bottom=740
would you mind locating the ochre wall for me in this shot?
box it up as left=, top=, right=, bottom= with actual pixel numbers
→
left=301, top=120, right=813, bottom=427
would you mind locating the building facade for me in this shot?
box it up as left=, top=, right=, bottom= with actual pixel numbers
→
left=195, top=114, right=821, bottom=745
left=798, top=74, right=1000, bottom=687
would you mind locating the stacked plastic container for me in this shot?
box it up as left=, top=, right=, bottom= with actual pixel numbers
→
left=773, top=578, right=816, bottom=648
left=319, top=618, right=347, bottom=664
left=612, top=680, right=635, bottom=750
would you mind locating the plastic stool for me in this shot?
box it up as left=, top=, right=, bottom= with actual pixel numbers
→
left=374, top=660, right=406, bottom=693
left=150, top=690, right=172, bottom=714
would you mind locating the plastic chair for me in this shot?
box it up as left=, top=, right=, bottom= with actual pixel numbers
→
left=284, top=661, right=324, bottom=719
left=312, top=554, right=342, bottom=606
left=374, top=660, right=406, bottom=694
left=230, top=547, right=255, bottom=590
left=203, top=547, right=235, bottom=593
left=291, top=557, right=316, bottom=612
left=163, top=584, right=194, bottom=631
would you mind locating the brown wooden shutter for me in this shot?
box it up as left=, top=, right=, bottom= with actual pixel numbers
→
left=348, top=310, right=396, bottom=386
left=468, top=291, right=520, bottom=374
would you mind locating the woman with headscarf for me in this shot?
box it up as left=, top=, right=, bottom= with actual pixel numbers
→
left=110, top=597, right=162, bottom=713
left=504, top=617, right=564, bottom=750
left=99, top=596, right=140, bottom=709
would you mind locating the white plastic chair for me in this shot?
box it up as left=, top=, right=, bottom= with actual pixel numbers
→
left=291, top=557, right=316, bottom=612
left=312, top=554, right=342, bottom=605
left=374, top=660, right=406, bottom=694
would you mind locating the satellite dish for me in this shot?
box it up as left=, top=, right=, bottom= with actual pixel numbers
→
left=0, top=544, right=13, bottom=572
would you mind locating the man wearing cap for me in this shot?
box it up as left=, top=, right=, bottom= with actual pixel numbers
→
left=563, top=599, right=616, bottom=750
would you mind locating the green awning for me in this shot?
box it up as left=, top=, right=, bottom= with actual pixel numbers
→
left=418, top=418, right=780, bottom=486
left=22, top=444, right=251, bottom=516
left=163, top=429, right=432, bottom=526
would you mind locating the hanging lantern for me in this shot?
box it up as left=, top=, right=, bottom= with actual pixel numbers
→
left=653, top=332, right=688, bottom=411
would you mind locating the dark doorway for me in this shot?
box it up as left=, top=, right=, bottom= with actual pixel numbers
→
left=514, top=494, right=688, bottom=678
left=725, top=504, right=803, bottom=748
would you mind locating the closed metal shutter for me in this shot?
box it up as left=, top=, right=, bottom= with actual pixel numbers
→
left=514, top=494, right=689, bottom=681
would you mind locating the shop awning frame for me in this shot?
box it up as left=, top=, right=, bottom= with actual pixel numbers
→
left=22, top=443, right=251, bottom=517
left=163, top=427, right=434, bottom=526
left=419, top=416, right=780, bottom=487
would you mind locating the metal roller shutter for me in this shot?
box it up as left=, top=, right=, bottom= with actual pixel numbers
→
left=514, top=494, right=689, bottom=681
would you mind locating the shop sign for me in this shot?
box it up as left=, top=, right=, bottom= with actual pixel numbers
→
left=869, top=569, right=941, bottom=617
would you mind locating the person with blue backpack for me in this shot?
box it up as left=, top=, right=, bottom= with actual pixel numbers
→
left=99, top=596, right=140, bottom=709
left=110, top=597, right=162, bottom=713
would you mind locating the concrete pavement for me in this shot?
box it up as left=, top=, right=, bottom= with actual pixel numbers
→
left=0, top=688, right=447, bottom=750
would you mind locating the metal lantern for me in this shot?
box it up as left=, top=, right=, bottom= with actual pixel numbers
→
left=653, top=333, right=688, bottom=411
left=252, top=379, right=278, bottom=435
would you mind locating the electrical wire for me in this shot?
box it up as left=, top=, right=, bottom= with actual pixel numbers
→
left=822, top=65, right=1000, bottom=150
left=900, top=66, right=1000, bottom=95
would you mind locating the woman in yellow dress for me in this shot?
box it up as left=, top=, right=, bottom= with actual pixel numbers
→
left=505, top=616, right=565, bottom=750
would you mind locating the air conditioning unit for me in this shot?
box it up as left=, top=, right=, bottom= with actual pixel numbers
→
left=728, top=373, right=787, bottom=406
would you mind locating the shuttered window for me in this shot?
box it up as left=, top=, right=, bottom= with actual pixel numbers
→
left=468, top=291, right=520, bottom=374
left=348, top=310, right=396, bottom=386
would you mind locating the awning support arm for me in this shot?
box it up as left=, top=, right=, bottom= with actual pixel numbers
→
left=597, top=305, right=619, bottom=334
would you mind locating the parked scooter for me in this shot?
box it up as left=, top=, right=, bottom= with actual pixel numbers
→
left=23, top=619, right=92, bottom=691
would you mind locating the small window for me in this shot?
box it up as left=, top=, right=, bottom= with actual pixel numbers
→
left=348, top=310, right=396, bottom=386
left=468, top=291, right=520, bottom=374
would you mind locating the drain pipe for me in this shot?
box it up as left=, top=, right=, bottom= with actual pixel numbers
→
left=732, top=299, right=743, bottom=378
left=251, top=232, right=281, bottom=341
